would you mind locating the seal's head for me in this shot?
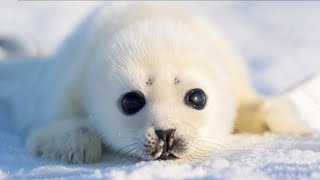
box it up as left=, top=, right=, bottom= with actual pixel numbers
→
left=84, top=16, right=236, bottom=162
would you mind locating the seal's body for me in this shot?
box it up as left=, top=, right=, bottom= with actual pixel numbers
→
left=0, top=3, right=313, bottom=163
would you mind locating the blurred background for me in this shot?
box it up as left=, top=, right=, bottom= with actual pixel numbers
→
left=1, top=1, right=320, bottom=95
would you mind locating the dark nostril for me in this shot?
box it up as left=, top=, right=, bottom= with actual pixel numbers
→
left=155, top=128, right=176, bottom=141
left=155, top=128, right=176, bottom=157
left=155, top=130, right=165, bottom=141
left=155, top=128, right=176, bottom=156
left=166, top=128, right=176, bottom=138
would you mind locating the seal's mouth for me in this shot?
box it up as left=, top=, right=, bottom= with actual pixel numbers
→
left=156, top=153, right=178, bottom=161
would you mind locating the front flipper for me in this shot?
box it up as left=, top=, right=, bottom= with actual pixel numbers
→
left=26, top=118, right=102, bottom=164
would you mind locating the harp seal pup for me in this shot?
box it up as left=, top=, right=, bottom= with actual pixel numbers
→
left=0, top=3, right=314, bottom=164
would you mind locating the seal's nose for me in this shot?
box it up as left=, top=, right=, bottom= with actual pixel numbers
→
left=155, top=128, right=176, bottom=151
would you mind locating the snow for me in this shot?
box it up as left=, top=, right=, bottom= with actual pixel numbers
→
left=1, top=1, right=320, bottom=179
left=2, top=132, right=320, bottom=179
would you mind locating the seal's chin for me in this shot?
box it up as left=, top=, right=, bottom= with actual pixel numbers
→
left=156, top=153, right=179, bottom=161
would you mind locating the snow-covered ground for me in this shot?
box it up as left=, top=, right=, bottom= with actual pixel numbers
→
left=2, top=131, right=320, bottom=180
left=1, top=1, right=320, bottom=179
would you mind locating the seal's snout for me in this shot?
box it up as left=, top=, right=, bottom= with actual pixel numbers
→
left=155, top=128, right=178, bottom=160
left=155, top=128, right=176, bottom=151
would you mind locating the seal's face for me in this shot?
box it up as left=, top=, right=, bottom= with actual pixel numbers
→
left=85, top=20, right=236, bottom=162
left=119, top=87, right=207, bottom=161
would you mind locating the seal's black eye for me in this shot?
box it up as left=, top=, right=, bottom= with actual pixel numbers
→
left=184, top=88, right=206, bottom=110
left=122, top=91, right=146, bottom=115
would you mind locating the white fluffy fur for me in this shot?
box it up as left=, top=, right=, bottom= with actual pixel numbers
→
left=0, top=2, right=314, bottom=164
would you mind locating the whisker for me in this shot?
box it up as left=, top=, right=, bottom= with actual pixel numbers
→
left=188, top=154, right=202, bottom=164
left=192, top=140, right=224, bottom=150
left=192, top=136, right=227, bottom=142
left=193, top=135, right=228, bottom=143
left=129, top=148, right=146, bottom=163
left=189, top=152, right=209, bottom=164
left=127, top=153, right=140, bottom=163
left=189, top=147, right=208, bottom=156
left=126, top=130, right=145, bottom=137
left=187, top=154, right=199, bottom=164
left=192, top=140, right=227, bottom=150
left=111, top=143, right=138, bottom=165
left=185, top=143, right=222, bottom=162
left=119, top=146, right=139, bottom=165
left=191, top=137, right=229, bottom=150
left=123, top=148, right=143, bottom=165
left=189, top=145, right=212, bottom=157
left=192, top=149, right=214, bottom=160
left=115, top=136, right=141, bottom=140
